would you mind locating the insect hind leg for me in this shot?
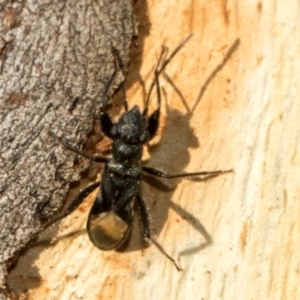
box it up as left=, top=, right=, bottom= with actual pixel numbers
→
left=44, top=181, right=101, bottom=230
left=136, top=194, right=182, bottom=271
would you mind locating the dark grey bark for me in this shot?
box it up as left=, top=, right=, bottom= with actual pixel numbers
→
left=0, top=0, right=136, bottom=297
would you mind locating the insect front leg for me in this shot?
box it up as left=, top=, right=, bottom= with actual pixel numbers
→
left=145, top=35, right=193, bottom=140
left=146, top=64, right=162, bottom=140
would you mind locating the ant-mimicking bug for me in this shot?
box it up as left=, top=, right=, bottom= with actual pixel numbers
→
left=46, top=35, right=231, bottom=270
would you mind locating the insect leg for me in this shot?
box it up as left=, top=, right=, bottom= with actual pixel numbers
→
left=142, top=166, right=232, bottom=179
left=145, top=35, right=193, bottom=139
left=143, top=34, right=193, bottom=116
left=44, top=181, right=101, bottom=229
left=136, top=194, right=151, bottom=239
left=49, top=132, right=108, bottom=163
left=146, top=62, right=162, bottom=140
left=112, top=181, right=140, bottom=212
left=136, top=194, right=182, bottom=271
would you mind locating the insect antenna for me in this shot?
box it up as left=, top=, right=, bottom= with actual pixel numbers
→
left=100, top=47, right=121, bottom=109
left=150, top=238, right=183, bottom=271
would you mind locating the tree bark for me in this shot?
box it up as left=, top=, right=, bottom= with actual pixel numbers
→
left=5, top=0, right=300, bottom=299
left=0, top=0, right=136, bottom=298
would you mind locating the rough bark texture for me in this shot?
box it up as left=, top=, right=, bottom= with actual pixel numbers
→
left=0, top=0, right=136, bottom=298
left=4, top=0, right=300, bottom=299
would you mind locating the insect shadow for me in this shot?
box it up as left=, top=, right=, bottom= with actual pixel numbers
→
left=157, top=38, right=239, bottom=256
left=43, top=35, right=232, bottom=270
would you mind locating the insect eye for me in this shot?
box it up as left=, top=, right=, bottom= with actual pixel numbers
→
left=110, top=125, right=118, bottom=137
left=139, top=132, right=149, bottom=143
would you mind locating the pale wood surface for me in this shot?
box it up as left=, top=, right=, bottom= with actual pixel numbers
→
left=7, top=0, right=300, bottom=299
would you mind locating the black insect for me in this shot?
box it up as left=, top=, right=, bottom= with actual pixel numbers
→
left=47, top=35, right=230, bottom=270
